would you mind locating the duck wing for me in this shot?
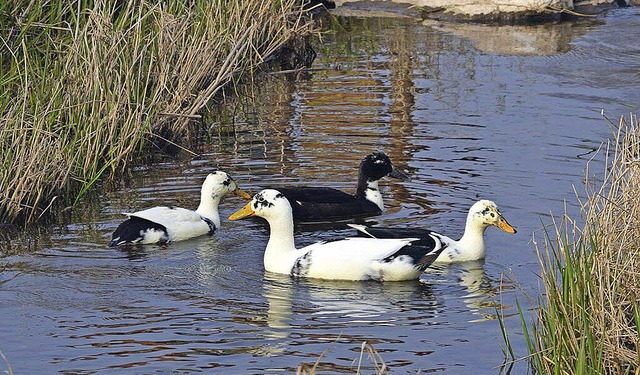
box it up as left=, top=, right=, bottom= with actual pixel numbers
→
left=109, top=216, right=169, bottom=246
left=276, top=187, right=381, bottom=221
left=344, top=228, right=445, bottom=268
left=349, top=224, right=434, bottom=243
left=126, top=206, right=203, bottom=227
left=127, top=206, right=215, bottom=240
left=297, top=237, right=445, bottom=280
left=378, top=234, right=443, bottom=269
left=348, top=224, right=450, bottom=268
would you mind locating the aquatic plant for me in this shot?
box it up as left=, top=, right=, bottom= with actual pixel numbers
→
left=0, top=0, right=314, bottom=224
left=501, top=113, right=640, bottom=374
left=0, top=349, right=12, bottom=375
left=297, top=341, right=388, bottom=375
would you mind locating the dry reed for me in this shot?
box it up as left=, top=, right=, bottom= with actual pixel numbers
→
left=297, top=341, right=388, bottom=375
left=506, top=113, right=640, bottom=374
left=578, top=112, right=640, bottom=372
left=0, top=0, right=314, bottom=224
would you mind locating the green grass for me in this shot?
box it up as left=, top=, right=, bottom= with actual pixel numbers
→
left=0, top=0, right=315, bottom=224
left=501, top=113, right=640, bottom=374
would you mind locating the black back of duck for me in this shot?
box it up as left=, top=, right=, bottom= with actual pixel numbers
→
left=276, top=186, right=381, bottom=222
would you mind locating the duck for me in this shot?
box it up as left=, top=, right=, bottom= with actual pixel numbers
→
left=228, top=189, right=446, bottom=281
left=274, top=152, right=409, bottom=222
left=348, top=200, right=516, bottom=263
left=109, top=171, right=250, bottom=246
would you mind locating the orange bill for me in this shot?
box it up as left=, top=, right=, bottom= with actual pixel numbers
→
left=229, top=201, right=255, bottom=221
left=497, top=216, right=517, bottom=234
left=233, top=187, right=251, bottom=200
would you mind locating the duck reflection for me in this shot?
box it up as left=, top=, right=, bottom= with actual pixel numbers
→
left=262, top=272, right=443, bottom=339
left=263, top=273, right=295, bottom=340
left=115, top=243, right=161, bottom=261
left=426, top=259, right=514, bottom=322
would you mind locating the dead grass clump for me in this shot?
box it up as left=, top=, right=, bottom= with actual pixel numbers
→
left=580, top=113, right=640, bottom=371
left=509, top=113, right=640, bottom=374
left=0, top=0, right=315, bottom=224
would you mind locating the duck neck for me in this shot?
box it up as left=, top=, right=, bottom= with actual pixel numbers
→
left=264, top=211, right=298, bottom=274
left=456, top=214, right=488, bottom=258
left=196, top=192, right=222, bottom=228
left=356, top=179, right=384, bottom=210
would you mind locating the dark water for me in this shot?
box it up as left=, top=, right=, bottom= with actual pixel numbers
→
left=2, top=6, right=640, bottom=374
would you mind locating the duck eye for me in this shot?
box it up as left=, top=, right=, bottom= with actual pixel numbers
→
left=253, top=197, right=263, bottom=209
left=490, top=212, right=495, bottom=218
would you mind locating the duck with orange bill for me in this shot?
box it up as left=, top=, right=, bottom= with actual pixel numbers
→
left=110, top=171, right=250, bottom=246
left=228, top=189, right=446, bottom=281
left=349, top=200, right=516, bottom=263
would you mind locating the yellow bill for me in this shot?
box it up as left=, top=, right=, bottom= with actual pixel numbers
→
left=229, top=201, right=255, bottom=221
left=496, top=216, right=517, bottom=234
left=233, top=187, right=251, bottom=200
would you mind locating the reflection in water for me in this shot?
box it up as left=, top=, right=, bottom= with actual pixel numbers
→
left=2, top=7, right=640, bottom=375
left=305, top=278, right=440, bottom=322
left=259, top=270, right=445, bottom=372
left=263, top=273, right=442, bottom=331
left=264, top=274, right=294, bottom=337
left=423, top=18, right=598, bottom=56
left=428, top=260, right=515, bottom=322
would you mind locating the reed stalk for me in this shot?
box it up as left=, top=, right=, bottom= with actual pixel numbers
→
left=0, top=0, right=315, bottom=224
left=297, top=341, right=388, bottom=375
left=501, top=113, right=640, bottom=374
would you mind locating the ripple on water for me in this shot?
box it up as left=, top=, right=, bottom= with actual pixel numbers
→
left=2, top=7, right=640, bottom=375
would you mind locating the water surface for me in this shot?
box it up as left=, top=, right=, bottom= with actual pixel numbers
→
left=1, top=7, right=640, bottom=374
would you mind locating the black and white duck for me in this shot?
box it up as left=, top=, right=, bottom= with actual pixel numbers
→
left=228, top=189, right=445, bottom=281
left=349, top=200, right=516, bottom=263
left=109, top=171, right=250, bottom=246
left=275, top=152, right=409, bottom=222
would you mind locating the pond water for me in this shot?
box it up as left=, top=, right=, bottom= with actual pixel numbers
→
left=2, top=6, right=640, bottom=375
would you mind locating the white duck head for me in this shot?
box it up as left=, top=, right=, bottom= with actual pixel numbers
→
left=446, top=199, right=516, bottom=262
left=465, top=200, right=516, bottom=234
left=229, top=189, right=298, bottom=272
left=228, top=189, right=292, bottom=223
left=196, top=171, right=251, bottom=224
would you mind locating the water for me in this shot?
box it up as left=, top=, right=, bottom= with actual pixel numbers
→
left=2, top=6, right=640, bottom=374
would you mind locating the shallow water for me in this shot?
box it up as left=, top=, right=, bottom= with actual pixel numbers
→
left=2, top=7, right=640, bottom=374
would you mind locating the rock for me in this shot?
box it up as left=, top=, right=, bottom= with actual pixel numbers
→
left=333, top=0, right=630, bottom=23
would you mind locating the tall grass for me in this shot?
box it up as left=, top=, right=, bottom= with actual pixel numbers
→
left=503, top=113, right=640, bottom=374
left=0, top=0, right=314, bottom=224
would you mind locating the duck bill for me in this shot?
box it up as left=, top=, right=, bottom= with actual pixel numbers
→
left=389, top=166, right=410, bottom=181
left=233, top=186, right=251, bottom=199
left=229, top=202, right=255, bottom=221
left=497, top=217, right=517, bottom=234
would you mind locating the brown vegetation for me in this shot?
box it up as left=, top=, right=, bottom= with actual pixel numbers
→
left=0, top=0, right=315, bottom=224
left=505, top=113, right=640, bottom=374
